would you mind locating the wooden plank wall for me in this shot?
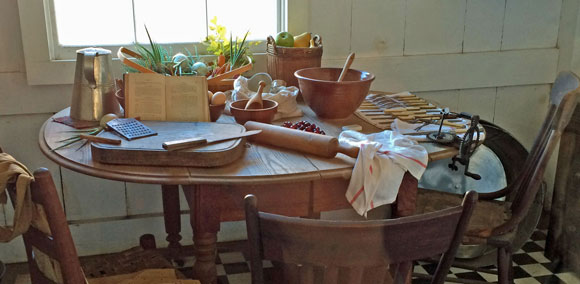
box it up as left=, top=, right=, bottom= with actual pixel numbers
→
left=0, top=0, right=573, bottom=262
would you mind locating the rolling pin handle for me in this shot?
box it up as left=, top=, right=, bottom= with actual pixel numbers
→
left=336, top=142, right=360, bottom=158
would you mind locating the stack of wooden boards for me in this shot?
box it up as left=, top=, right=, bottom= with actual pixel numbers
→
left=355, top=91, right=469, bottom=132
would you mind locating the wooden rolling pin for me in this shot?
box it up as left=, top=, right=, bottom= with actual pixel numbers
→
left=244, top=121, right=360, bottom=158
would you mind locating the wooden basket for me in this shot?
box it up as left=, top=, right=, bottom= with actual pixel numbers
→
left=266, top=35, right=323, bottom=88
left=207, top=56, right=253, bottom=93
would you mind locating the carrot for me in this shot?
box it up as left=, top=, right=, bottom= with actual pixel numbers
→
left=217, top=54, right=226, bottom=67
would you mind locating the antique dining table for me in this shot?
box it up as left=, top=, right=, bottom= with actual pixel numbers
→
left=39, top=104, right=463, bottom=284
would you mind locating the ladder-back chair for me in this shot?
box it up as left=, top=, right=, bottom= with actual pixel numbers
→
left=4, top=166, right=187, bottom=283
left=415, top=71, right=580, bottom=283
left=244, top=191, right=477, bottom=284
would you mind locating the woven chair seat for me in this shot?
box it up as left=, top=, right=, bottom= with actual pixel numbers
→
left=415, top=189, right=511, bottom=242
left=81, top=247, right=177, bottom=279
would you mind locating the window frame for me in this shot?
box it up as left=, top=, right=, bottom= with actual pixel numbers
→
left=18, top=0, right=293, bottom=85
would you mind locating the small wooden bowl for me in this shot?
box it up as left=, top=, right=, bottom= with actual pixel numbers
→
left=230, top=99, right=278, bottom=125
left=295, top=67, right=374, bottom=119
left=209, top=104, right=225, bottom=122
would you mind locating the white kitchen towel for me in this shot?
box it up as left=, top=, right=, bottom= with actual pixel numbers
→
left=229, top=76, right=302, bottom=120
left=339, top=128, right=428, bottom=217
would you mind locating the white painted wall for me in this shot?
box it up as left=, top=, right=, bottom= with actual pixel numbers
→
left=1, top=0, right=577, bottom=263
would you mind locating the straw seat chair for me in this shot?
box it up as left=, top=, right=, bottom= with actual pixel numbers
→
left=414, top=71, right=580, bottom=284
left=244, top=191, right=477, bottom=284
left=2, top=156, right=195, bottom=283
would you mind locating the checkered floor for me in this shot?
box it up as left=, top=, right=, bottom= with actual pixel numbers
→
left=175, top=230, right=580, bottom=284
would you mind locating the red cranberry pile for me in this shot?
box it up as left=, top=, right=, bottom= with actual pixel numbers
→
left=282, top=121, right=325, bottom=135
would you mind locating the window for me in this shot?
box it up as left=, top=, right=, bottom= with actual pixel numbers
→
left=18, top=0, right=288, bottom=85
left=49, top=0, right=283, bottom=60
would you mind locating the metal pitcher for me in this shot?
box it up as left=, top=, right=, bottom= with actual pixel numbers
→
left=70, top=47, right=121, bottom=121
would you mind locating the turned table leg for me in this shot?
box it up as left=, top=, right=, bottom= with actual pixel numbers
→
left=183, top=184, right=221, bottom=284
left=162, top=185, right=182, bottom=258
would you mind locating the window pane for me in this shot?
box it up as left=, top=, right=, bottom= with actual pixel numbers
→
left=53, top=0, right=134, bottom=46
left=134, top=0, right=207, bottom=44
left=207, top=0, right=278, bottom=41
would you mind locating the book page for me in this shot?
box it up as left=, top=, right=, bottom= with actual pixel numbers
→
left=124, top=73, right=166, bottom=121
left=165, top=76, right=210, bottom=122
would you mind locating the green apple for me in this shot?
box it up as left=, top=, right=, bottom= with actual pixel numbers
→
left=275, top=31, right=294, bottom=47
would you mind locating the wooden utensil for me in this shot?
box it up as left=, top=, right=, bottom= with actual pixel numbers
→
left=80, top=134, right=122, bottom=145
left=244, top=121, right=360, bottom=158
left=245, top=81, right=267, bottom=110
left=162, top=130, right=262, bottom=151
left=337, top=52, right=355, bottom=82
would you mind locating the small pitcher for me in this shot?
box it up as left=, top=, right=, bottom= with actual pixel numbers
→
left=70, top=48, right=121, bottom=121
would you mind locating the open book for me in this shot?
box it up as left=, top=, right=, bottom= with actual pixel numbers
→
left=123, top=73, right=210, bottom=122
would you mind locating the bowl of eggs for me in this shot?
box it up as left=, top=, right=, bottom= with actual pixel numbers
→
left=208, top=90, right=227, bottom=122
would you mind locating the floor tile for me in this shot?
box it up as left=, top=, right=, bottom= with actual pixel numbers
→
left=520, top=263, right=554, bottom=277
left=522, top=241, right=545, bottom=253
left=528, top=251, right=551, bottom=263
left=223, top=262, right=251, bottom=274
left=514, top=277, right=541, bottom=284
left=478, top=271, right=498, bottom=283
left=556, top=271, right=580, bottom=283
left=513, top=266, right=533, bottom=279
left=454, top=271, right=487, bottom=281
left=219, top=252, right=246, bottom=264
left=226, top=272, right=252, bottom=284
left=535, top=274, right=565, bottom=284
left=514, top=253, right=541, bottom=265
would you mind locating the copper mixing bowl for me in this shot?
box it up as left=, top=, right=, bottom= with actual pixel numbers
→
left=230, top=99, right=278, bottom=125
left=295, top=67, right=375, bottom=119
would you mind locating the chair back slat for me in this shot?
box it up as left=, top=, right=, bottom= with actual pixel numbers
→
left=245, top=191, right=477, bottom=284
left=505, top=72, right=580, bottom=233
left=322, top=266, right=338, bottom=284
left=8, top=168, right=85, bottom=284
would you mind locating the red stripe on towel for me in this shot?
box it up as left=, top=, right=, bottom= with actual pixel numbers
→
left=350, top=186, right=365, bottom=204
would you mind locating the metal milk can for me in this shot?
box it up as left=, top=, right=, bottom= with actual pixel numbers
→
left=70, top=47, right=121, bottom=121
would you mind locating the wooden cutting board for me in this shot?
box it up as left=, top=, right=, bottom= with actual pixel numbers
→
left=91, top=121, right=247, bottom=167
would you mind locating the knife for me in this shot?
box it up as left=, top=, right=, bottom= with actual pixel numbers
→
left=162, top=130, right=262, bottom=151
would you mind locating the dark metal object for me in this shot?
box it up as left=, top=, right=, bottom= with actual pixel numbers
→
left=426, top=109, right=458, bottom=144
left=427, top=132, right=456, bottom=144
left=425, top=110, right=482, bottom=180
left=449, top=113, right=482, bottom=180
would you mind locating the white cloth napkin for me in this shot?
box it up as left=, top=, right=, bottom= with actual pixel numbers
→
left=229, top=76, right=303, bottom=120
left=339, top=124, right=428, bottom=217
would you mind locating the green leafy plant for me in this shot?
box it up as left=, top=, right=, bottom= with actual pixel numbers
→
left=203, top=17, right=258, bottom=69
left=53, top=127, right=103, bottom=151
left=124, top=26, right=206, bottom=76
left=133, top=26, right=171, bottom=74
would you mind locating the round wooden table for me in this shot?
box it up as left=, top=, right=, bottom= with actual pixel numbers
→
left=40, top=106, right=460, bottom=284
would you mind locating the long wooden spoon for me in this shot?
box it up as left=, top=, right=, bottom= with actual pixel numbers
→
left=245, top=81, right=267, bottom=110
left=337, top=52, right=355, bottom=82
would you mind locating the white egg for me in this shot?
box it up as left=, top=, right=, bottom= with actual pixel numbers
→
left=211, top=91, right=226, bottom=105
left=207, top=90, right=214, bottom=102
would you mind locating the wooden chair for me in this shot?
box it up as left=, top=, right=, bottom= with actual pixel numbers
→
left=415, top=71, right=580, bottom=283
left=244, top=191, right=478, bottom=284
left=3, top=166, right=190, bottom=283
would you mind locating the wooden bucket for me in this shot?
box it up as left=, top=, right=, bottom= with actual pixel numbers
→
left=266, top=35, right=323, bottom=88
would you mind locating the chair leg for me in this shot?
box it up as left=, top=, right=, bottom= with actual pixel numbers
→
left=497, top=246, right=513, bottom=284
